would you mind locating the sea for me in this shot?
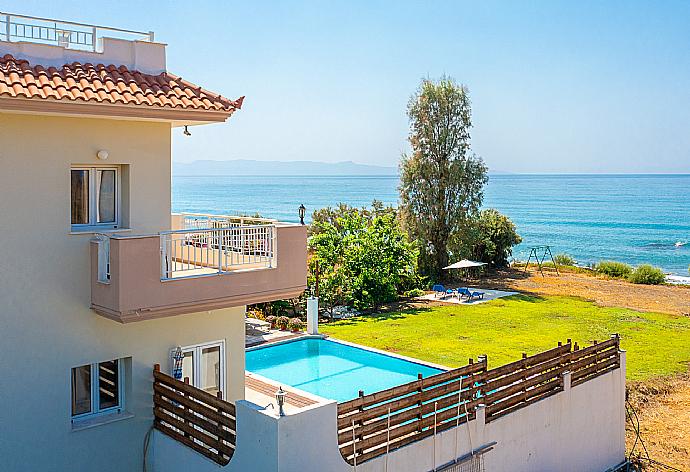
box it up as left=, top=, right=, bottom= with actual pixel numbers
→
left=172, top=174, right=690, bottom=276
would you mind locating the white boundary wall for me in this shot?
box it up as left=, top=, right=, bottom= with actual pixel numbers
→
left=150, top=351, right=626, bottom=472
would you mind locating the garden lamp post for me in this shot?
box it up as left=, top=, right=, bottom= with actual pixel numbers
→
left=275, top=386, right=287, bottom=416
left=298, top=204, right=306, bottom=225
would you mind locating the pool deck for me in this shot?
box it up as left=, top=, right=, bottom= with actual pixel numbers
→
left=244, top=371, right=323, bottom=414
left=245, top=329, right=304, bottom=347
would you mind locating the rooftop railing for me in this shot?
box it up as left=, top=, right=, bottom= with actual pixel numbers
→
left=0, top=12, right=154, bottom=52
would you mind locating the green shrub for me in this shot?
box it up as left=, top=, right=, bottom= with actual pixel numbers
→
left=309, top=202, right=420, bottom=312
left=628, top=264, right=666, bottom=285
left=248, top=309, right=265, bottom=320
left=595, top=260, right=633, bottom=278
left=456, top=209, right=522, bottom=268
left=276, top=316, right=290, bottom=330
left=288, top=317, right=304, bottom=331
left=404, top=288, right=426, bottom=298
left=553, top=253, right=575, bottom=266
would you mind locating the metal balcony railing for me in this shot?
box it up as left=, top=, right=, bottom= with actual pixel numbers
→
left=181, top=212, right=277, bottom=230
left=0, top=12, right=154, bottom=52
left=160, top=225, right=276, bottom=280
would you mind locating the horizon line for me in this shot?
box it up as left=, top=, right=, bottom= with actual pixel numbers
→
left=173, top=172, right=690, bottom=177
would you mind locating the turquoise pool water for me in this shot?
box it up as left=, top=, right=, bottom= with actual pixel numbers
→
left=245, top=338, right=444, bottom=402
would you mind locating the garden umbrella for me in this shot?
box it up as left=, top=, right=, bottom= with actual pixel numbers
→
left=443, top=259, right=487, bottom=270
left=443, top=259, right=487, bottom=280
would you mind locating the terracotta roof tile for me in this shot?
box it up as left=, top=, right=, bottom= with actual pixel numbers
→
left=0, top=54, right=243, bottom=114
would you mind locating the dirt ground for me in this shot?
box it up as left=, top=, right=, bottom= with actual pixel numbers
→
left=478, top=269, right=690, bottom=470
left=627, top=374, right=690, bottom=471
left=483, top=268, right=690, bottom=317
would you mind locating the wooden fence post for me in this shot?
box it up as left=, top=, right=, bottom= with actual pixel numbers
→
left=612, top=333, right=621, bottom=368
left=417, top=373, right=424, bottom=433
left=477, top=354, right=488, bottom=371
left=521, top=353, right=528, bottom=402
left=357, top=390, right=364, bottom=443
left=182, top=377, right=190, bottom=437
left=352, top=420, right=358, bottom=467
left=216, top=390, right=224, bottom=463
left=477, top=355, right=488, bottom=401
left=153, top=364, right=160, bottom=425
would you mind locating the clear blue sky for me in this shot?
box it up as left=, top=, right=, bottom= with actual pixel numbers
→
left=7, top=1, right=690, bottom=173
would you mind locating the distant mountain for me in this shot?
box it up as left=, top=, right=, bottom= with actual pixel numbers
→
left=173, top=159, right=398, bottom=176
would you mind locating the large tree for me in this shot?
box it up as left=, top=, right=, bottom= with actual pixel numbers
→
left=399, top=77, right=488, bottom=277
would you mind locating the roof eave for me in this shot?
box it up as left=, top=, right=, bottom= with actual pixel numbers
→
left=0, top=96, right=236, bottom=125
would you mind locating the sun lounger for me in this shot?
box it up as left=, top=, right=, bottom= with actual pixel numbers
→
left=246, top=316, right=271, bottom=333
left=458, top=287, right=485, bottom=301
left=432, top=284, right=446, bottom=298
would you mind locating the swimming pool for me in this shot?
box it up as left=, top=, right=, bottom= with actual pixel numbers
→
left=245, top=337, right=444, bottom=402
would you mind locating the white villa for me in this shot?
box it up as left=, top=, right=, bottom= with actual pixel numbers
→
left=0, top=13, right=628, bottom=472
left=0, top=12, right=306, bottom=472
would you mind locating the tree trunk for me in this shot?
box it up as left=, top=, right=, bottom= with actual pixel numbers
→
left=436, top=249, right=448, bottom=278
left=431, top=237, right=449, bottom=278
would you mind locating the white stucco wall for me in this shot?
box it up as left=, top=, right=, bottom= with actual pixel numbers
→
left=150, top=354, right=626, bottom=472
left=357, top=357, right=626, bottom=472
left=0, top=112, right=247, bottom=471
left=1, top=36, right=166, bottom=73
left=151, top=400, right=349, bottom=472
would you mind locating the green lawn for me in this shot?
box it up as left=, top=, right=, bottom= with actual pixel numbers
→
left=320, top=295, right=690, bottom=381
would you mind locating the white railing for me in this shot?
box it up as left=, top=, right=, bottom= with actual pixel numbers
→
left=0, top=12, right=154, bottom=51
left=160, top=225, right=276, bottom=280
left=181, top=212, right=277, bottom=231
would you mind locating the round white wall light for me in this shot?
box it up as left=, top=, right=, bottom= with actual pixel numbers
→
left=97, top=150, right=109, bottom=160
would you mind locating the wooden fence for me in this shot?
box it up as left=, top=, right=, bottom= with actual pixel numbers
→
left=337, top=336, right=621, bottom=465
left=153, top=365, right=236, bottom=465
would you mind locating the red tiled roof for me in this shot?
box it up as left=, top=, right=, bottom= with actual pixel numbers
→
left=0, top=54, right=243, bottom=114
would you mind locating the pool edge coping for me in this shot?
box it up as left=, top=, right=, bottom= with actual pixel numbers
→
left=247, top=333, right=450, bottom=371
left=245, top=333, right=325, bottom=352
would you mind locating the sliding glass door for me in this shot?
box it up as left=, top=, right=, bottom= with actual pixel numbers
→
left=172, top=341, right=225, bottom=397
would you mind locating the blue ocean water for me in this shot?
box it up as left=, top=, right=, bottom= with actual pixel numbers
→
left=246, top=338, right=442, bottom=401
left=172, top=174, right=690, bottom=275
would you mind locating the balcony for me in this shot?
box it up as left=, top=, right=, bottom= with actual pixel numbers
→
left=90, top=214, right=307, bottom=323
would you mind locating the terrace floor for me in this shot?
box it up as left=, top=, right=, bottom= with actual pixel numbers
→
left=169, top=261, right=272, bottom=279
left=245, top=328, right=303, bottom=347
left=417, top=287, right=517, bottom=305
